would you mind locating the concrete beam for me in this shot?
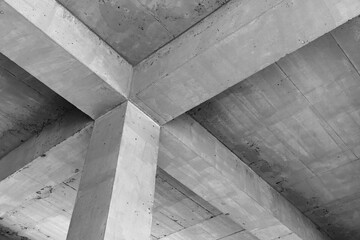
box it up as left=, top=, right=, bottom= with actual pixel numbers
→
left=0, top=0, right=132, bottom=119
left=159, top=114, right=330, bottom=240
left=160, top=214, right=245, bottom=240
left=67, top=102, right=160, bottom=240
left=132, top=0, right=360, bottom=124
left=0, top=111, right=93, bottom=217
left=0, top=110, right=91, bottom=182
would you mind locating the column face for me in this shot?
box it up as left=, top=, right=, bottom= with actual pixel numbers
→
left=66, top=102, right=160, bottom=240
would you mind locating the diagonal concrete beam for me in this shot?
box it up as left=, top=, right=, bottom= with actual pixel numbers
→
left=0, top=110, right=91, bottom=182
left=0, top=111, right=93, bottom=217
left=159, top=114, right=331, bottom=240
left=132, top=0, right=360, bottom=124
left=0, top=0, right=132, bottom=119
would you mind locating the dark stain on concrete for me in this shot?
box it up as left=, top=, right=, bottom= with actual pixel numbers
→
left=0, top=225, right=31, bottom=240
left=304, top=192, right=360, bottom=240
left=35, top=186, right=54, bottom=200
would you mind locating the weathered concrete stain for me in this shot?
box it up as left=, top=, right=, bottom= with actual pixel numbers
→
left=305, top=192, right=360, bottom=239
left=35, top=186, right=53, bottom=200
left=0, top=224, right=31, bottom=240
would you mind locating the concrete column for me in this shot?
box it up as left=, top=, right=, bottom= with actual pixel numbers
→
left=66, top=102, right=160, bottom=240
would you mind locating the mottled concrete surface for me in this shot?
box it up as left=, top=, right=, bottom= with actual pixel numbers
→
left=56, top=0, right=230, bottom=64
left=0, top=53, right=74, bottom=159
left=189, top=17, right=360, bottom=240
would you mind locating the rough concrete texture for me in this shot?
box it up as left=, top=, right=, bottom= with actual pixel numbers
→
left=0, top=165, right=245, bottom=240
left=0, top=101, right=248, bottom=240
left=189, top=18, right=360, bottom=240
left=160, top=115, right=330, bottom=240
left=0, top=0, right=132, bottom=119
left=152, top=168, right=247, bottom=240
left=132, top=0, right=360, bottom=124
left=0, top=1, right=359, bottom=239
left=0, top=53, right=74, bottom=159
left=67, top=102, right=160, bottom=240
left=0, top=120, right=93, bottom=240
left=0, top=105, right=248, bottom=239
left=57, top=0, right=230, bottom=65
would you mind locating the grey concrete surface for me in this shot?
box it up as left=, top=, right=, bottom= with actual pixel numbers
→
left=160, top=114, right=330, bottom=240
left=0, top=0, right=132, bottom=119
left=189, top=18, right=360, bottom=239
left=132, top=0, right=360, bottom=124
left=57, top=0, right=230, bottom=65
left=1, top=1, right=360, bottom=240
left=0, top=53, right=74, bottom=159
left=67, top=102, right=160, bottom=240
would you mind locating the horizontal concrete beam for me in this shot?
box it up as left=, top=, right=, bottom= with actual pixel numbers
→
left=159, top=114, right=330, bottom=240
left=132, top=0, right=360, bottom=124
left=0, top=111, right=91, bottom=181
left=0, top=0, right=133, bottom=119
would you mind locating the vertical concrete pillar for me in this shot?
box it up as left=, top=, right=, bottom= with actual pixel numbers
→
left=66, top=102, right=160, bottom=240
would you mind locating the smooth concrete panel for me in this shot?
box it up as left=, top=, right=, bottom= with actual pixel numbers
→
left=67, top=102, right=160, bottom=240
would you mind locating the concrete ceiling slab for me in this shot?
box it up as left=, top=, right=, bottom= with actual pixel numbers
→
left=189, top=17, right=360, bottom=240
left=56, top=0, right=229, bottom=65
